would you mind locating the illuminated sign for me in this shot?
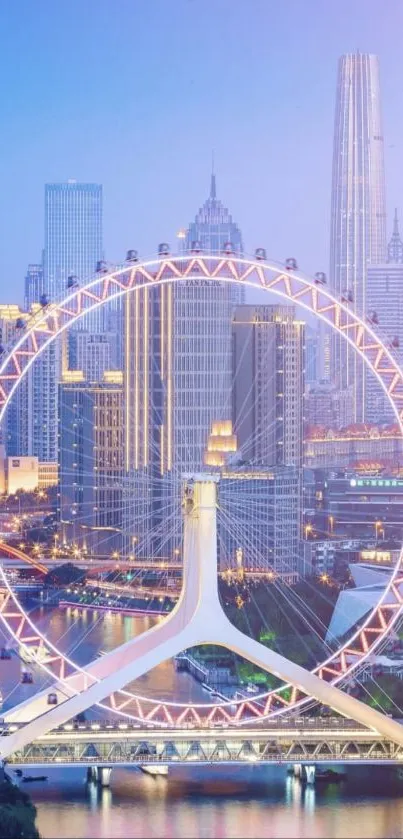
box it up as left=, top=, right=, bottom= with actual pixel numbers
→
left=350, top=478, right=403, bottom=488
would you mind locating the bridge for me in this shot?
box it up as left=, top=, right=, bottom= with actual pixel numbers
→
left=4, top=718, right=403, bottom=787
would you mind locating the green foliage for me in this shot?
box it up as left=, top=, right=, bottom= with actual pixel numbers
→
left=44, top=562, right=86, bottom=587
left=0, top=780, right=40, bottom=838
left=358, top=675, right=403, bottom=716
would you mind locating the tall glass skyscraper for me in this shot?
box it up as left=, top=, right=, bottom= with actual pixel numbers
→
left=44, top=181, right=103, bottom=303
left=34, top=182, right=104, bottom=461
left=330, top=53, right=387, bottom=423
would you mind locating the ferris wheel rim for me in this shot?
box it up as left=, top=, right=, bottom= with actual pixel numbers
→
left=0, top=251, right=402, bottom=725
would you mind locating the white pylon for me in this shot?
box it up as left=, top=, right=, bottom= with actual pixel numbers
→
left=2, top=474, right=403, bottom=759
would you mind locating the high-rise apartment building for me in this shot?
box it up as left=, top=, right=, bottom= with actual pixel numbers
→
left=59, top=370, right=124, bottom=556
left=330, top=53, right=387, bottom=423
left=232, top=305, right=305, bottom=467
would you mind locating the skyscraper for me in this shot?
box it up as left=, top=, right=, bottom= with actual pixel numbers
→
left=44, top=182, right=103, bottom=306
left=36, top=182, right=104, bottom=461
left=24, top=262, right=44, bottom=310
left=59, top=370, right=124, bottom=556
left=330, top=53, right=387, bottom=423
left=124, top=173, right=244, bottom=557
left=232, top=305, right=305, bottom=467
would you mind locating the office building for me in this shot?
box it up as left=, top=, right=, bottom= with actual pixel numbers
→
left=232, top=305, right=305, bottom=467
left=366, top=260, right=403, bottom=422
left=36, top=182, right=104, bottom=462
left=59, top=370, right=124, bottom=556
left=330, top=53, right=387, bottom=422
left=24, top=262, right=44, bottom=309
left=219, top=467, right=301, bottom=580
left=124, top=174, right=244, bottom=557
left=68, top=331, right=114, bottom=381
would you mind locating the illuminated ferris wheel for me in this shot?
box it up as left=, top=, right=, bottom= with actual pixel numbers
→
left=0, top=247, right=403, bottom=754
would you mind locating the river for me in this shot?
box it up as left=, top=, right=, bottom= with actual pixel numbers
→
left=1, top=605, right=403, bottom=838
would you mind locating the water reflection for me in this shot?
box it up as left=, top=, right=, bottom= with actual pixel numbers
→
left=3, top=609, right=403, bottom=837
left=24, top=765, right=403, bottom=839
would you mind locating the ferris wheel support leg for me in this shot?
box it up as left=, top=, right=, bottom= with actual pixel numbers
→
left=214, top=619, right=403, bottom=747
left=0, top=624, right=191, bottom=760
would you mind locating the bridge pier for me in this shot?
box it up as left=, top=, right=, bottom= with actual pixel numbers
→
left=304, top=764, right=316, bottom=785
left=86, top=766, right=111, bottom=786
left=87, top=766, right=98, bottom=783
left=97, top=767, right=112, bottom=787
left=293, top=763, right=302, bottom=777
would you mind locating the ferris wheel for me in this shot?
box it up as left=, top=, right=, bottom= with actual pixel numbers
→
left=0, top=248, right=403, bottom=758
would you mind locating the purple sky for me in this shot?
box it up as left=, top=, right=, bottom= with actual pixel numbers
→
left=0, top=0, right=402, bottom=302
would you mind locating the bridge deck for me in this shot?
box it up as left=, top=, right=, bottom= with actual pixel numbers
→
left=4, top=721, right=403, bottom=767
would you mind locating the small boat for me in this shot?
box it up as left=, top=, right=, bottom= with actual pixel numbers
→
left=139, top=764, right=168, bottom=777
left=315, top=769, right=346, bottom=783
left=22, top=775, right=48, bottom=783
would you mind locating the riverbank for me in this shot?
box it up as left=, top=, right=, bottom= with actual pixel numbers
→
left=59, top=600, right=166, bottom=617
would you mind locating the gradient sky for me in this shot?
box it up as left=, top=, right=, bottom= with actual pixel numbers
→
left=0, top=0, right=402, bottom=303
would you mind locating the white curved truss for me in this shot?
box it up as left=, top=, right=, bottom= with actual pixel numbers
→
left=0, top=253, right=402, bottom=741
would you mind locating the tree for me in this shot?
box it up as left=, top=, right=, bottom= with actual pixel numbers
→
left=44, top=562, right=86, bottom=587
left=0, top=780, right=40, bottom=838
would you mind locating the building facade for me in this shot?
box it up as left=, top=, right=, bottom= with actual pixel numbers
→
left=38, top=182, right=104, bottom=462
left=124, top=174, right=245, bottom=558
left=68, top=331, right=114, bottom=382
left=24, top=262, right=44, bottom=310
left=232, top=305, right=305, bottom=467
left=219, top=467, right=301, bottom=580
left=366, top=261, right=403, bottom=422
left=59, top=371, right=124, bottom=556
left=330, top=53, right=387, bottom=423
left=304, top=424, right=403, bottom=470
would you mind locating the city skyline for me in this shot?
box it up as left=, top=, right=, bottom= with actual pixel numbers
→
left=1, top=5, right=403, bottom=838
left=0, top=1, right=403, bottom=300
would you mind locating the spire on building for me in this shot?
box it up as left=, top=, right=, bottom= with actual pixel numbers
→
left=210, top=151, right=216, bottom=200
left=387, top=209, right=403, bottom=263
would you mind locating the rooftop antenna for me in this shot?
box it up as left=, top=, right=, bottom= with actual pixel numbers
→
left=210, top=150, right=216, bottom=199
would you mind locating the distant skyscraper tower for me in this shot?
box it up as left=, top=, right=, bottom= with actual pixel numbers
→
left=187, top=171, right=243, bottom=255
left=37, top=182, right=103, bottom=461
left=330, top=53, right=387, bottom=423
left=44, top=182, right=103, bottom=305
left=387, top=210, right=403, bottom=263
left=24, top=262, right=44, bottom=309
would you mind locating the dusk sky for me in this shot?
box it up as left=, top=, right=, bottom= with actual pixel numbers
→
left=0, top=0, right=402, bottom=302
